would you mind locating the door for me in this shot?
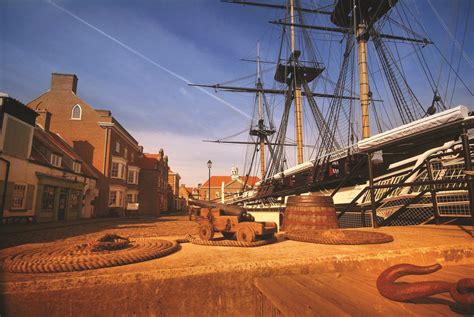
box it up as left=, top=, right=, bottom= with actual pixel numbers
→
left=58, top=188, right=68, bottom=221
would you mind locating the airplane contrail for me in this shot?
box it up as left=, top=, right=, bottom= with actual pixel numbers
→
left=47, top=0, right=251, bottom=119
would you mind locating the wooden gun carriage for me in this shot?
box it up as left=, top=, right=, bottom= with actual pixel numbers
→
left=189, top=199, right=277, bottom=242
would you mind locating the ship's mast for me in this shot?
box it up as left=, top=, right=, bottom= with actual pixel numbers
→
left=256, top=42, right=266, bottom=179
left=355, top=3, right=371, bottom=139
left=290, top=0, right=305, bottom=164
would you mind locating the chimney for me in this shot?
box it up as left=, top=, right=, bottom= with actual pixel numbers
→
left=51, top=73, right=78, bottom=94
left=36, top=109, right=52, bottom=131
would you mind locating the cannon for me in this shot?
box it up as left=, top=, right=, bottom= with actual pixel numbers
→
left=188, top=199, right=277, bottom=242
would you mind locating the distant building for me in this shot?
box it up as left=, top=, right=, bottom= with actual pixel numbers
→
left=0, top=95, right=98, bottom=222
left=178, top=184, right=193, bottom=209
left=168, top=170, right=182, bottom=211
left=199, top=167, right=259, bottom=202
left=138, top=150, right=169, bottom=215
left=26, top=73, right=153, bottom=216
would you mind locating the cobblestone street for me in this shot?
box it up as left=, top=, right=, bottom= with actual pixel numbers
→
left=0, top=213, right=198, bottom=250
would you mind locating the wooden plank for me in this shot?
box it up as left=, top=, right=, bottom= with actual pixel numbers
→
left=255, top=265, right=473, bottom=316
left=254, top=276, right=350, bottom=317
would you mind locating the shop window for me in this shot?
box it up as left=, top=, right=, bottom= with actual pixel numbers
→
left=69, top=190, right=81, bottom=210
left=71, top=104, right=82, bottom=120
left=41, top=186, right=55, bottom=211
left=11, top=183, right=27, bottom=210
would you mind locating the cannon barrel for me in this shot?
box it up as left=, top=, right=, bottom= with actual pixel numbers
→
left=188, top=198, right=244, bottom=217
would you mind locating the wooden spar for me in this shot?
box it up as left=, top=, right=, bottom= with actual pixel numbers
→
left=256, top=42, right=266, bottom=179
left=290, top=0, right=304, bottom=164
left=188, top=84, right=373, bottom=101
left=358, top=23, right=371, bottom=139
left=202, top=140, right=315, bottom=147
left=222, top=0, right=332, bottom=15
left=270, top=21, right=433, bottom=45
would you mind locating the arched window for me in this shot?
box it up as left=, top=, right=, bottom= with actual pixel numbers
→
left=71, top=104, right=82, bottom=120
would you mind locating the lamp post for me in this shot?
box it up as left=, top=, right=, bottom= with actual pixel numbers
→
left=207, top=160, right=212, bottom=202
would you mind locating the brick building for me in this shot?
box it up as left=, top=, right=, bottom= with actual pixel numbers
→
left=138, top=150, right=169, bottom=215
left=199, top=167, right=259, bottom=202
left=168, top=170, right=181, bottom=211
left=26, top=73, right=148, bottom=216
left=0, top=95, right=98, bottom=222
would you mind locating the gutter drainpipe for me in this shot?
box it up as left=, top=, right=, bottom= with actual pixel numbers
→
left=0, top=155, right=11, bottom=222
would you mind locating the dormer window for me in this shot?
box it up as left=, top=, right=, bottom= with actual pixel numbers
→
left=73, top=161, right=81, bottom=173
left=71, top=104, right=82, bottom=120
left=51, top=153, right=62, bottom=167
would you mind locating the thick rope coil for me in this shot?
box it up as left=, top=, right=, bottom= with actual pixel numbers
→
left=184, top=234, right=277, bottom=247
left=2, top=238, right=179, bottom=273
left=285, top=229, right=394, bottom=245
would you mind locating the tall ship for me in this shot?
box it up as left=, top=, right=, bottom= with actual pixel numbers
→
left=193, top=0, right=474, bottom=228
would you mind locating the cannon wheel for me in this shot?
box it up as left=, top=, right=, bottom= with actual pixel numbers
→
left=222, top=232, right=235, bottom=240
left=236, top=225, right=256, bottom=243
left=199, top=223, right=214, bottom=241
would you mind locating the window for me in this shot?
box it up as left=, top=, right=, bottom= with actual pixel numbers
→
left=127, top=193, right=138, bottom=203
left=111, top=162, right=119, bottom=178
left=51, top=154, right=62, bottom=167
left=127, top=169, right=139, bottom=184
left=71, top=104, right=82, bottom=120
left=109, top=191, right=117, bottom=206
left=115, top=141, right=120, bottom=153
left=69, top=190, right=81, bottom=210
left=131, top=152, right=134, bottom=162
left=41, top=186, right=55, bottom=211
left=109, top=190, right=124, bottom=207
left=11, top=183, right=27, bottom=210
left=128, top=170, right=134, bottom=184
left=72, top=161, right=81, bottom=173
left=124, top=148, right=128, bottom=159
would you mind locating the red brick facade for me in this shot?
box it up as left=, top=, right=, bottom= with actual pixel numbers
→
left=138, top=150, right=169, bottom=215
left=26, top=73, right=170, bottom=216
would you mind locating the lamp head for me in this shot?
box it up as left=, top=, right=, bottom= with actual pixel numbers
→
left=207, top=160, right=212, bottom=169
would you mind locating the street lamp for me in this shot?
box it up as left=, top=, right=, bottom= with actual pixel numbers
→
left=207, top=160, right=212, bottom=202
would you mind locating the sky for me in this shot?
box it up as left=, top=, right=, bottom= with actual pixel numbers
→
left=1, top=0, right=473, bottom=186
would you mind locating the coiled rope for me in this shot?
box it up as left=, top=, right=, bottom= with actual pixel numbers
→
left=183, top=234, right=277, bottom=247
left=285, top=229, right=394, bottom=245
left=2, top=237, right=179, bottom=274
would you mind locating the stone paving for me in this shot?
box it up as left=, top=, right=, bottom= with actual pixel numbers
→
left=0, top=216, right=472, bottom=316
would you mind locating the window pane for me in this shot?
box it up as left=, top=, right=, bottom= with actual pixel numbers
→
left=41, top=186, right=55, bottom=211
left=111, top=162, right=119, bottom=177
left=11, top=184, right=27, bottom=209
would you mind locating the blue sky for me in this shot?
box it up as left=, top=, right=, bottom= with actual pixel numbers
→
left=1, top=0, right=473, bottom=186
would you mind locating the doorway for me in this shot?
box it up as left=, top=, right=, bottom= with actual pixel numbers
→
left=58, top=188, right=68, bottom=221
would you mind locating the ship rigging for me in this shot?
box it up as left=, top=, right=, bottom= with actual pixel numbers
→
left=191, top=0, right=473, bottom=228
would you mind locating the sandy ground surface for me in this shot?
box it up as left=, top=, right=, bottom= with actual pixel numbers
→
left=0, top=216, right=472, bottom=316
left=0, top=217, right=472, bottom=286
left=0, top=213, right=198, bottom=250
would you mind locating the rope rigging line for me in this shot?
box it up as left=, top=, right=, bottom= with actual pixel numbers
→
left=426, top=0, right=474, bottom=69
left=449, top=0, right=471, bottom=106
